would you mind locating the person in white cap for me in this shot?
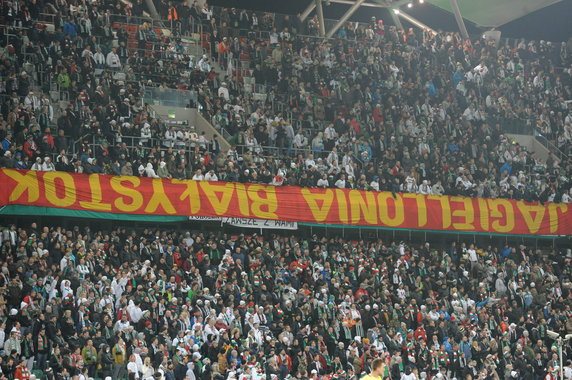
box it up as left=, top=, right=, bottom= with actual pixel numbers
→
left=30, top=157, right=43, bottom=171
left=218, top=82, right=230, bottom=101
left=198, top=55, right=210, bottom=72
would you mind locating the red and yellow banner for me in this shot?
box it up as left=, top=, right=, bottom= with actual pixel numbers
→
left=0, top=169, right=570, bottom=235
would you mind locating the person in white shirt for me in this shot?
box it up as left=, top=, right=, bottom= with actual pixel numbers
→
left=317, top=174, right=329, bottom=188
left=218, top=82, right=230, bottom=101
left=114, top=315, right=132, bottom=333
left=326, top=147, right=338, bottom=167
left=0, top=323, right=5, bottom=351
left=81, top=46, right=94, bottom=61
left=201, top=3, right=213, bottom=20
left=245, top=133, right=259, bottom=153
left=418, top=180, right=432, bottom=195
left=42, top=157, right=56, bottom=171
left=463, top=104, right=476, bottom=120
left=24, top=92, right=40, bottom=110
left=293, top=131, right=308, bottom=151
left=141, top=357, right=154, bottom=380
left=467, top=244, right=478, bottom=269
left=163, top=127, right=177, bottom=148
left=76, top=258, right=90, bottom=280
left=127, top=300, right=143, bottom=324
left=127, top=354, right=140, bottom=379
left=139, top=122, right=152, bottom=145
left=106, top=47, right=121, bottom=69
left=31, top=157, right=43, bottom=171
left=198, top=55, right=211, bottom=72
left=93, top=48, right=105, bottom=68
left=305, top=154, right=316, bottom=169
left=335, top=174, right=346, bottom=189
left=175, top=129, right=188, bottom=150
left=198, top=132, right=209, bottom=150
left=145, top=163, right=159, bottom=178
left=192, top=170, right=205, bottom=181
left=342, top=152, right=353, bottom=168
left=324, top=124, right=337, bottom=147
left=269, top=28, right=279, bottom=45
left=204, top=170, right=218, bottom=181
left=189, top=127, right=199, bottom=148
left=404, top=174, right=417, bottom=192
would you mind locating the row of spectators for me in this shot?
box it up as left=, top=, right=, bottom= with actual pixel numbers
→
left=0, top=0, right=571, bottom=204
left=0, top=222, right=571, bottom=380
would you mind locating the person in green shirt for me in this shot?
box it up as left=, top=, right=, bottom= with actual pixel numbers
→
left=56, top=68, right=71, bottom=89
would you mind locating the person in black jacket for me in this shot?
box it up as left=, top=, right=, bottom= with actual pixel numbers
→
left=99, top=344, right=114, bottom=379
left=174, top=355, right=189, bottom=379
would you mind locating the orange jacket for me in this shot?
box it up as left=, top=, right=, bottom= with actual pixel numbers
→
left=168, top=7, right=178, bottom=21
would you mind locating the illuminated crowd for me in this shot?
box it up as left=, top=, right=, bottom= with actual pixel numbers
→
left=0, top=2, right=571, bottom=203
left=0, top=223, right=570, bottom=380
left=0, top=1, right=572, bottom=379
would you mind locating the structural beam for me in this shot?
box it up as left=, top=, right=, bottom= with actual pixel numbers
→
left=299, top=1, right=316, bottom=22
left=381, top=0, right=412, bottom=7
left=397, top=11, right=437, bottom=34
left=449, top=0, right=469, bottom=39
left=390, top=10, right=404, bottom=30
left=315, top=0, right=326, bottom=37
left=326, top=0, right=366, bottom=38
left=330, top=0, right=386, bottom=6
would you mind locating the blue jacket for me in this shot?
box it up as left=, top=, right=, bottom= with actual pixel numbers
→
left=63, top=22, right=77, bottom=37
left=500, top=161, right=512, bottom=175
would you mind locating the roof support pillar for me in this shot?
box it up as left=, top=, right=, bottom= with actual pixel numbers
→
left=326, top=0, right=366, bottom=38
left=390, top=10, right=404, bottom=30
left=315, top=0, right=326, bottom=37
left=449, top=0, right=469, bottom=40
left=397, top=11, right=437, bottom=34
left=299, top=1, right=316, bottom=22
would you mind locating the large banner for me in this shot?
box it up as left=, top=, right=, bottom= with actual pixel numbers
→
left=0, top=169, right=570, bottom=236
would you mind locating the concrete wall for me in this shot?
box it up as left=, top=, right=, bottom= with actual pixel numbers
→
left=507, top=134, right=554, bottom=163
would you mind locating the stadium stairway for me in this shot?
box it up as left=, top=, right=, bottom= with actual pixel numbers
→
left=151, top=105, right=230, bottom=151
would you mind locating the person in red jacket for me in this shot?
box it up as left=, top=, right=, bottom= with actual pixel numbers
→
left=415, top=323, right=428, bottom=342
left=23, top=135, right=38, bottom=159
left=277, top=348, right=292, bottom=372
left=42, top=127, right=55, bottom=150
left=355, top=283, right=369, bottom=300
left=14, top=359, right=31, bottom=380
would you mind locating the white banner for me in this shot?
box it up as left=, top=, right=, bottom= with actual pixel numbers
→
left=188, top=216, right=223, bottom=221
left=222, top=217, right=298, bottom=230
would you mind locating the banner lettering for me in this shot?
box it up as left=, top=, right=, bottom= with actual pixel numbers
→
left=0, top=169, right=570, bottom=236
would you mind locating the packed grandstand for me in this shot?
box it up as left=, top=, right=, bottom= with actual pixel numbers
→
left=0, top=0, right=572, bottom=379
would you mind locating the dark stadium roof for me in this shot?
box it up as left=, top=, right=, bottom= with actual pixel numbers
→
left=426, top=0, right=560, bottom=28
left=209, top=0, right=572, bottom=42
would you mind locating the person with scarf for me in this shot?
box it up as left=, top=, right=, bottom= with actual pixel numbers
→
left=14, top=359, right=30, bottom=380
left=35, top=327, right=50, bottom=371
left=81, top=339, right=98, bottom=377
left=20, top=332, right=35, bottom=370
left=49, top=345, right=64, bottom=374
left=112, top=337, right=127, bottom=379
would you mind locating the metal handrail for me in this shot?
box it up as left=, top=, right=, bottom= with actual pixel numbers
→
left=232, top=143, right=366, bottom=167
left=535, top=129, right=569, bottom=161
left=71, top=130, right=367, bottom=173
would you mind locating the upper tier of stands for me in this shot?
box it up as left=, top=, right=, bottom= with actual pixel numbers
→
left=0, top=0, right=571, bottom=202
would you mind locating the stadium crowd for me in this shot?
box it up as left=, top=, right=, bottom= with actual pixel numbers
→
left=1, top=1, right=572, bottom=380
left=1, top=0, right=572, bottom=203
left=0, top=222, right=571, bottom=380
